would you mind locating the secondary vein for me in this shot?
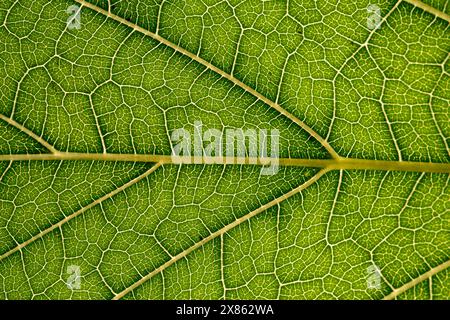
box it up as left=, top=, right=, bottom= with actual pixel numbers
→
left=72, top=0, right=340, bottom=159
left=383, top=259, right=450, bottom=300
left=0, top=162, right=162, bottom=262
left=112, top=168, right=329, bottom=299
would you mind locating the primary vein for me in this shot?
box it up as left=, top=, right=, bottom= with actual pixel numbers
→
left=0, top=153, right=448, bottom=173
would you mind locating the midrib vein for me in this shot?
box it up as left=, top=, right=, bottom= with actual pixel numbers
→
left=0, top=162, right=162, bottom=262
left=72, top=0, right=339, bottom=159
left=112, top=169, right=329, bottom=300
left=0, top=153, right=449, bottom=173
left=383, top=259, right=450, bottom=300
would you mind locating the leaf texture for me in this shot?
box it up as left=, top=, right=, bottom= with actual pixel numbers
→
left=0, top=0, right=449, bottom=300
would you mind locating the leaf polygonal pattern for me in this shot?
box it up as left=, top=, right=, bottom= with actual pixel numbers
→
left=0, top=0, right=449, bottom=300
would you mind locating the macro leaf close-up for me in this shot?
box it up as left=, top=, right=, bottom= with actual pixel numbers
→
left=0, top=0, right=449, bottom=301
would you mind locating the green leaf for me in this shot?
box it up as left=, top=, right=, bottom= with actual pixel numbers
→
left=0, top=0, right=449, bottom=300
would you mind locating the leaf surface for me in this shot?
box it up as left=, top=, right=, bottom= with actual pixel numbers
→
left=0, top=0, right=449, bottom=300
